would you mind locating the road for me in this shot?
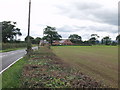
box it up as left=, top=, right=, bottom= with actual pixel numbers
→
left=0, top=47, right=38, bottom=73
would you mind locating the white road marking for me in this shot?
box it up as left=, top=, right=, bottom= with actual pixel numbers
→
left=0, top=47, right=36, bottom=74
left=0, top=57, right=23, bottom=74
left=1, top=51, right=25, bottom=57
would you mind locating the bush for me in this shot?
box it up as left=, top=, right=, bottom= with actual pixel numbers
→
left=2, top=43, right=27, bottom=50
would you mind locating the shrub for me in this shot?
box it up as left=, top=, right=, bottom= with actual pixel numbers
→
left=2, top=43, right=27, bottom=50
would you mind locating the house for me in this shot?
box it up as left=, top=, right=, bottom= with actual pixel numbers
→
left=60, top=39, right=73, bottom=45
left=40, top=39, right=74, bottom=46
left=53, top=39, right=73, bottom=45
left=52, top=41, right=60, bottom=45
left=39, top=40, right=49, bottom=46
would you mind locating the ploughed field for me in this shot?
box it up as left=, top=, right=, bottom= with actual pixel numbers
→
left=52, top=46, right=118, bottom=87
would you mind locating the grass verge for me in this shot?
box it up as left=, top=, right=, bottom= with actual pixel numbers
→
left=2, top=56, right=28, bottom=88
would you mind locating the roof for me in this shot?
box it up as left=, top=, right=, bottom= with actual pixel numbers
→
left=40, top=40, right=49, bottom=43
left=59, top=40, right=66, bottom=43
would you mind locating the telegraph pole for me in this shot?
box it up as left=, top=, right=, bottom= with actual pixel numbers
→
left=27, top=0, right=32, bottom=55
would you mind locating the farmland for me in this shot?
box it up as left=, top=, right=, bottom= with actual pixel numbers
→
left=19, top=47, right=105, bottom=88
left=52, top=46, right=118, bottom=87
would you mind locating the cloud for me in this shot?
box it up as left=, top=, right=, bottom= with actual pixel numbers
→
left=57, top=25, right=77, bottom=32
left=86, top=9, right=118, bottom=25
left=56, top=22, right=117, bottom=40
left=74, top=2, right=102, bottom=10
left=56, top=1, right=118, bottom=26
left=88, top=25, right=118, bottom=33
left=0, top=0, right=118, bottom=41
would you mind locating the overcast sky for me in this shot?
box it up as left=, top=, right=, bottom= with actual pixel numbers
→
left=0, top=0, right=119, bottom=41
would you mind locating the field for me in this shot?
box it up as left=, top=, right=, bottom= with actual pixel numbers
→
left=3, top=46, right=104, bottom=88
left=52, top=46, right=118, bottom=87
left=2, top=46, right=118, bottom=88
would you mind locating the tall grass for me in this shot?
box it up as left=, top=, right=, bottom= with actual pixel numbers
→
left=2, top=43, right=27, bottom=50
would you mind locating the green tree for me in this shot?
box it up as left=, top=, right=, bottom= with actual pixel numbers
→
left=116, top=34, right=120, bottom=45
left=34, top=37, right=41, bottom=44
left=25, top=36, right=34, bottom=43
left=43, top=26, right=62, bottom=45
left=25, top=36, right=40, bottom=44
left=89, top=37, right=96, bottom=45
left=82, top=40, right=91, bottom=46
left=89, top=34, right=99, bottom=45
left=91, top=34, right=99, bottom=38
left=101, top=36, right=111, bottom=45
left=68, top=34, right=82, bottom=44
left=111, top=41, right=117, bottom=46
left=2, top=21, right=22, bottom=43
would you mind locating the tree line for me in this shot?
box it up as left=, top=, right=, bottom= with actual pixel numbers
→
left=42, top=26, right=120, bottom=46
left=2, top=21, right=41, bottom=44
left=2, top=21, right=120, bottom=45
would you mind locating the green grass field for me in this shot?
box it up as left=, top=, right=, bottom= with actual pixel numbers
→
left=52, top=46, right=118, bottom=87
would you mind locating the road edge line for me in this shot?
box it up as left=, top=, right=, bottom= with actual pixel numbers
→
left=0, top=56, right=23, bottom=74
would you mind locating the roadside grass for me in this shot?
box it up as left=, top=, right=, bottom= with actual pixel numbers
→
left=2, top=56, right=28, bottom=88
left=0, top=74, right=2, bottom=90
left=52, top=46, right=118, bottom=88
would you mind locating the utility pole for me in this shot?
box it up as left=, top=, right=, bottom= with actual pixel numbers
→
left=42, top=29, right=44, bottom=46
left=27, top=0, right=32, bottom=55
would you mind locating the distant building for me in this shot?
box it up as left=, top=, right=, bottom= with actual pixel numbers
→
left=39, top=40, right=49, bottom=46
left=40, top=39, right=74, bottom=46
left=53, top=39, right=73, bottom=45
left=52, top=41, right=60, bottom=45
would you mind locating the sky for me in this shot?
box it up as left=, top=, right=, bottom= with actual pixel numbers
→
left=0, top=0, right=119, bottom=41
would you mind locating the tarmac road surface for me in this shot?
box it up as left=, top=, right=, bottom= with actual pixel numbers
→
left=0, top=47, right=38, bottom=73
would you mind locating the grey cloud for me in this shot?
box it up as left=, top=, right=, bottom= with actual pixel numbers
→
left=55, top=1, right=117, bottom=26
left=82, top=34, right=91, bottom=39
left=55, top=25, right=117, bottom=40
left=57, top=25, right=75, bottom=32
left=56, top=1, right=102, bottom=12
left=87, top=9, right=118, bottom=25
left=88, top=26, right=118, bottom=34
left=74, top=2, right=102, bottom=10
left=56, top=25, right=117, bottom=39
left=57, top=25, right=91, bottom=33
left=59, top=33, right=70, bottom=39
